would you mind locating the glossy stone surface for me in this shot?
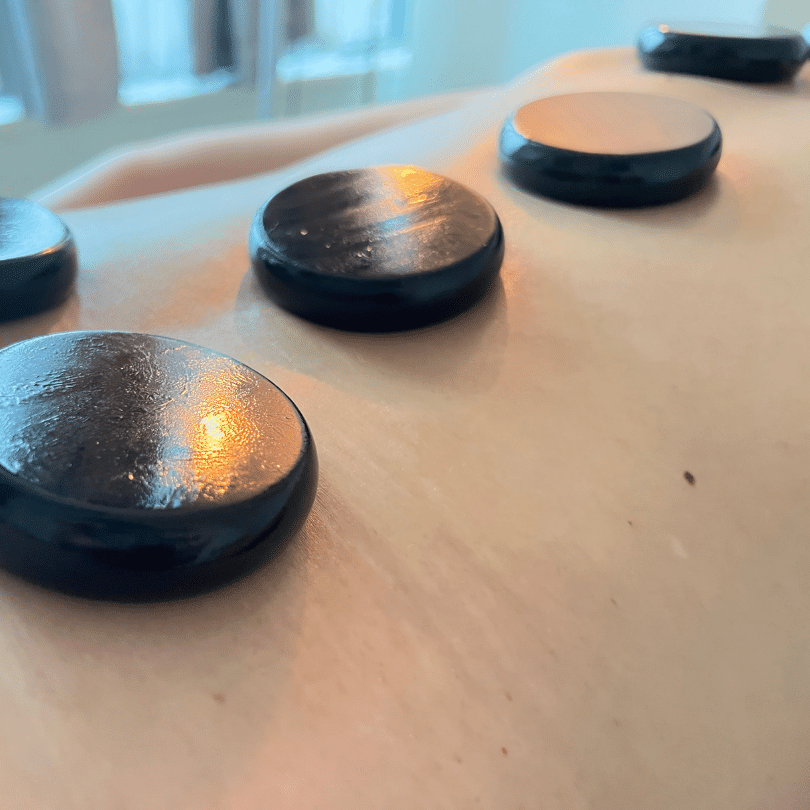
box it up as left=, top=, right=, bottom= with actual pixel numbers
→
left=499, top=92, right=722, bottom=207
left=0, top=198, right=77, bottom=320
left=250, top=166, right=504, bottom=331
left=0, top=332, right=317, bottom=600
left=637, top=23, right=809, bottom=82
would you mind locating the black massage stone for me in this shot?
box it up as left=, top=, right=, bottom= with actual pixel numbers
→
left=0, top=198, right=77, bottom=320
left=0, top=332, right=317, bottom=601
left=637, top=22, right=809, bottom=83
left=249, top=166, right=504, bottom=331
left=499, top=91, right=722, bottom=207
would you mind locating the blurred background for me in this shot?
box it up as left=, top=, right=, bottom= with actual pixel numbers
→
left=0, top=0, right=802, bottom=198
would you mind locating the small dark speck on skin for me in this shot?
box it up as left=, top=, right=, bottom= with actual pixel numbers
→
left=212, top=693, right=226, bottom=704
left=501, top=747, right=508, bottom=756
left=504, top=691, right=512, bottom=702
left=684, top=471, right=695, bottom=485
left=628, top=520, right=633, bottom=526
left=610, top=598, right=617, bottom=606
left=454, top=754, right=463, bottom=764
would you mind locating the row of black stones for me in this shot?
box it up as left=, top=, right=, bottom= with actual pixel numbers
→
left=1, top=20, right=803, bottom=599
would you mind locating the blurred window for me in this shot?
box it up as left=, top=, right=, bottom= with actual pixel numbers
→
left=112, top=0, right=234, bottom=104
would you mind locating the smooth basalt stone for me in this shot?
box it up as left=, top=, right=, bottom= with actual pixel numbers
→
left=637, top=22, right=809, bottom=82
left=0, top=197, right=77, bottom=320
left=499, top=92, right=722, bottom=207
left=250, top=166, right=504, bottom=331
left=0, top=332, right=317, bottom=601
